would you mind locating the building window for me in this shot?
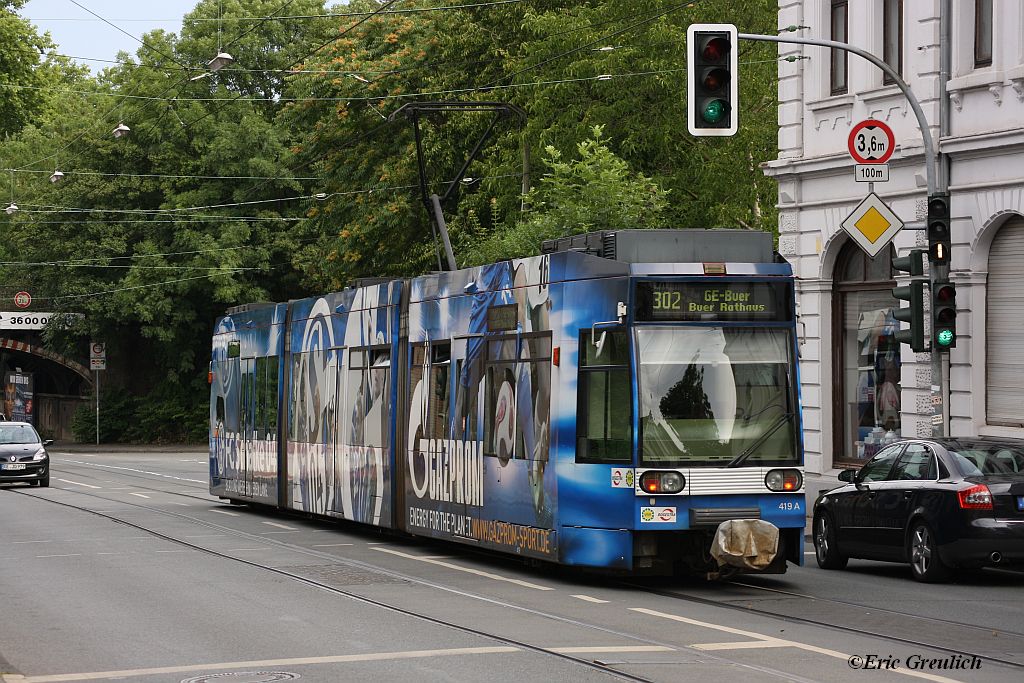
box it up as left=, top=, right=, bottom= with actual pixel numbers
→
left=830, top=0, right=849, bottom=94
left=986, top=217, right=1024, bottom=426
left=975, top=0, right=993, bottom=67
left=882, top=0, right=902, bottom=84
left=833, top=243, right=901, bottom=466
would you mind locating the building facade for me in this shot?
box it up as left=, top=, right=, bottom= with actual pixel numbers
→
left=764, top=0, right=1024, bottom=473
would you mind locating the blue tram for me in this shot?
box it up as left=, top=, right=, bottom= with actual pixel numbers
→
left=209, top=229, right=806, bottom=574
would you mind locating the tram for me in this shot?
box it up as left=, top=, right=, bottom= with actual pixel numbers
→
left=209, top=229, right=806, bottom=575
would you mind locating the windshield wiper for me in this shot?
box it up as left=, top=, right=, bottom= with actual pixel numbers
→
left=726, top=413, right=793, bottom=468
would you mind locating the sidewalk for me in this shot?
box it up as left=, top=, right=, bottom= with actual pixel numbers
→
left=50, top=442, right=207, bottom=454
left=803, top=469, right=845, bottom=536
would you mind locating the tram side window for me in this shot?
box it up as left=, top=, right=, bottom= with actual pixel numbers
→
left=255, top=357, right=267, bottom=440
left=453, top=357, right=479, bottom=442
left=266, top=356, right=279, bottom=436
left=429, top=344, right=451, bottom=439
left=483, top=336, right=551, bottom=462
left=577, top=330, right=631, bottom=463
left=346, top=347, right=391, bottom=449
left=290, top=352, right=308, bottom=443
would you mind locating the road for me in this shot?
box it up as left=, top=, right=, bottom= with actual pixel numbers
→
left=1, top=449, right=1021, bottom=683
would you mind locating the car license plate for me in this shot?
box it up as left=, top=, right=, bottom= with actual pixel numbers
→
left=1017, top=496, right=1024, bottom=512
left=1, top=463, right=26, bottom=470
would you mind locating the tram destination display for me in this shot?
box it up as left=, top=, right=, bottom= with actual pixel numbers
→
left=635, top=281, right=791, bottom=321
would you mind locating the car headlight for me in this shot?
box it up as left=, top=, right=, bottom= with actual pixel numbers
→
left=32, top=448, right=48, bottom=461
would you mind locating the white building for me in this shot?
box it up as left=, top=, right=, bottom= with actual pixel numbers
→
left=763, top=0, right=1024, bottom=473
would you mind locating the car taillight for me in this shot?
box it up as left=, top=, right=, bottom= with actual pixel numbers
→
left=765, top=468, right=803, bottom=492
left=957, top=483, right=993, bottom=510
left=640, top=471, right=685, bottom=494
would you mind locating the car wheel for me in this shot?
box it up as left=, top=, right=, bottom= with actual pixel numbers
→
left=909, top=521, right=949, bottom=583
left=814, top=512, right=848, bottom=570
left=38, top=475, right=49, bottom=488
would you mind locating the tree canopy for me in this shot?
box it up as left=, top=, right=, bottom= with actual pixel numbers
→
left=0, top=0, right=780, bottom=441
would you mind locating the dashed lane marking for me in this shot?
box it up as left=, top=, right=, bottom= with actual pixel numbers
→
left=57, top=458, right=205, bottom=484
left=129, top=493, right=150, bottom=499
left=56, top=479, right=101, bottom=489
left=312, top=543, right=354, bottom=547
left=572, top=594, right=610, bottom=604
left=261, top=521, right=298, bottom=531
left=210, top=509, right=239, bottom=516
left=547, top=646, right=673, bottom=654
left=36, top=554, right=81, bottom=558
left=633, top=608, right=966, bottom=683
left=0, top=646, right=521, bottom=682
left=373, top=548, right=554, bottom=591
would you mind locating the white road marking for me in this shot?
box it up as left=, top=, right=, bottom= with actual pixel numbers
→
left=261, top=521, right=298, bottom=530
left=36, top=554, right=81, bottom=558
left=312, top=543, right=354, bottom=547
left=547, top=646, right=673, bottom=654
left=633, top=608, right=966, bottom=683
left=210, top=509, right=239, bottom=516
left=185, top=534, right=224, bottom=538
left=373, top=548, right=554, bottom=591
left=59, top=458, right=205, bottom=484
left=224, top=548, right=269, bottom=552
left=129, top=493, right=150, bottom=499
left=572, top=594, right=609, bottom=604
left=13, top=540, right=52, bottom=544
left=56, top=479, right=101, bottom=489
left=170, top=503, right=190, bottom=507
left=154, top=550, right=187, bottom=553
left=0, top=646, right=520, bottom=682
left=693, top=641, right=794, bottom=650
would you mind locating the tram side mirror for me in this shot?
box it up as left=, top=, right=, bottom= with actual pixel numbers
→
left=838, top=469, right=856, bottom=483
left=593, top=330, right=608, bottom=358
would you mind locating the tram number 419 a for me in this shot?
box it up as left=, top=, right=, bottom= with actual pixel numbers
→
left=778, top=501, right=801, bottom=511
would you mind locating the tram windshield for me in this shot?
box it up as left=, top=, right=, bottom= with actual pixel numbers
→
left=637, top=327, right=798, bottom=467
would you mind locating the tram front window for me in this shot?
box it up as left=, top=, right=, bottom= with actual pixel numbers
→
left=637, top=327, right=798, bottom=467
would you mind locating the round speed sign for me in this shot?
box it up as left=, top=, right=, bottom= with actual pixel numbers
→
left=848, top=119, right=895, bottom=164
left=13, top=291, right=31, bottom=309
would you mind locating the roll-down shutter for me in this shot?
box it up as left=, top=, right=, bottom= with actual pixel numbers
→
left=987, top=216, right=1024, bottom=426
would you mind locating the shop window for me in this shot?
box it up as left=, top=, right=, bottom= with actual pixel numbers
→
left=833, top=243, right=901, bottom=465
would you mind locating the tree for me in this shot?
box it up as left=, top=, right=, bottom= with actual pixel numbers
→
left=0, top=0, right=55, bottom=135
left=463, top=126, right=668, bottom=264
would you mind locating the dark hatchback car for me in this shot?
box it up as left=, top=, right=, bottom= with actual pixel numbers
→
left=0, top=422, right=52, bottom=487
left=813, top=438, right=1024, bottom=582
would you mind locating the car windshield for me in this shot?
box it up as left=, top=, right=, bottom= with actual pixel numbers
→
left=948, top=445, right=1024, bottom=475
left=636, top=327, right=799, bottom=467
left=0, top=425, right=41, bottom=445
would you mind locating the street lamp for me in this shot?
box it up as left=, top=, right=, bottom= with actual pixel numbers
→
left=49, top=170, right=65, bottom=183
left=208, top=51, right=234, bottom=72
left=112, top=122, right=131, bottom=138
left=4, top=202, right=17, bottom=215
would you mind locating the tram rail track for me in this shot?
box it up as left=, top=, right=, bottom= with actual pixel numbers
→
left=32, top=457, right=1024, bottom=675
left=7, top=482, right=826, bottom=683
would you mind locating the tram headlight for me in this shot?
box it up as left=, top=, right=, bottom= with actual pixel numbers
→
left=765, top=469, right=802, bottom=492
left=640, top=471, right=685, bottom=494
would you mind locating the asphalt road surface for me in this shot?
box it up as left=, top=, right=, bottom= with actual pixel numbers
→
left=1, top=449, right=1022, bottom=683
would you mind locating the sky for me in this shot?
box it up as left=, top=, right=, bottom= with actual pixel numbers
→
left=21, top=0, right=201, bottom=71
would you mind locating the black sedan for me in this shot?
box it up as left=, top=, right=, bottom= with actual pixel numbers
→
left=813, top=437, right=1024, bottom=582
left=0, top=422, right=52, bottom=487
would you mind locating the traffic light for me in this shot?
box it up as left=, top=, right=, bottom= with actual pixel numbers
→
left=932, top=280, right=957, bottom=350
left=927, top=192, right=951, bottom=265
left=687, top=23, right=738, bottom=137
left=891, top=249, right=927, bottom=352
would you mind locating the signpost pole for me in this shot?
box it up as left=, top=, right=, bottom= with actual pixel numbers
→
left=95, top=370, right=99, bottom=445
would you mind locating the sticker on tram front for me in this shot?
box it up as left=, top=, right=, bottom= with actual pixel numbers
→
left=611, top=468, right=635, bottom=488
left=640, top=506, right=677, bottom=523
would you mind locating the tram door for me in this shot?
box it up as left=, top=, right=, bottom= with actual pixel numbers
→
left=238, top=357, right=257, bottom=495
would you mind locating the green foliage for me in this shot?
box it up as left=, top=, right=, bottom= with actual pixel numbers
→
left=71, top=389, right=139, bottom=444
left=465, top=126, right=668, bottom=264
left=2, top=0, right=782, bottom=442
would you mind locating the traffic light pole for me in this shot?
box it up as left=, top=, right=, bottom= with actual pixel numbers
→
left=738, top=32, right=950, bottom=436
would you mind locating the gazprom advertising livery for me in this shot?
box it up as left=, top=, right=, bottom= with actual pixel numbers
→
left=210, top=229, right=806, bottom=575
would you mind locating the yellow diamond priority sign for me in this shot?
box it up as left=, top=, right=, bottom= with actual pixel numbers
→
left=840, top=192, right=904, bottom=257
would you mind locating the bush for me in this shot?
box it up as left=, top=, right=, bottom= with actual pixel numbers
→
left=70, top=380, right=207, bottom=444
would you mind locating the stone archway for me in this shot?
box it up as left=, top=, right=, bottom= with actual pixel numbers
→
left=0, top=338, right=92, bottom=439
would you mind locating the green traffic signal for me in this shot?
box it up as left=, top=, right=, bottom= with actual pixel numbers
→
left=702, top=99, right=730, bottom=124
left=932, top=281, right=957, bottom=351
left=936, top=329, right=955, bottom=347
